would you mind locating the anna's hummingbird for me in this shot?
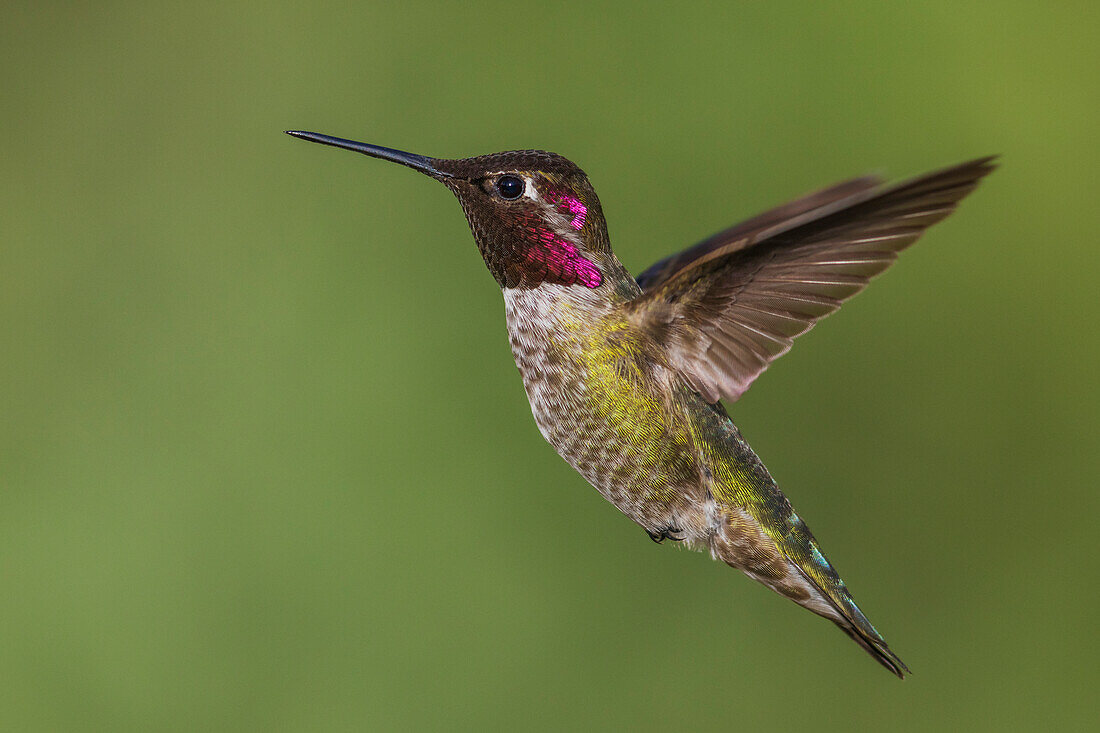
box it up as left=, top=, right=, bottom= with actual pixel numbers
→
left=288, top=129, right=995, bottom=678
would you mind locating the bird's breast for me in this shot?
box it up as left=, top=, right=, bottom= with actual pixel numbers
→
left=502, top=285, right=705, bottom=527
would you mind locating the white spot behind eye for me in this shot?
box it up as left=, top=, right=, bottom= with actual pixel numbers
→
left=523, top=177, right=539, bottom=201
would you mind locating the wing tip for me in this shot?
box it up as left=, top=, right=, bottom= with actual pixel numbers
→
left=931, top=154, right=1000, bottom=186
left=959, top=154, right=1000, bottom=178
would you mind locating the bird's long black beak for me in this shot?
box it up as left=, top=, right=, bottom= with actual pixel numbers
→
left=285, top=130, right=452, bottom=179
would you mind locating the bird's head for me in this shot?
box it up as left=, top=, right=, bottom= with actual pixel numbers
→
left=287, top=131, right=611, bottom=290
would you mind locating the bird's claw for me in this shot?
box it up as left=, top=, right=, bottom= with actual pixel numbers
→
left=647, top=525, right=685, bottom=544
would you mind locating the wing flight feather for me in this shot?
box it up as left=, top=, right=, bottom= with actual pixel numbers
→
left=628, top=157, right=997, bottom=403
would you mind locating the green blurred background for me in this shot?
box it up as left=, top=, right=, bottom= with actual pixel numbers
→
left=2, top=1, right=1097, bottom=730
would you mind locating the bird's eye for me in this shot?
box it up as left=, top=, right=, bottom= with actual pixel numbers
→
left=495, top=175, right=524, bottom=200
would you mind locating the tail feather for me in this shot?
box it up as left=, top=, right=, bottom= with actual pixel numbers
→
left=707, top=505, right=908, bottom=677
left=834, top=615, right=909, bottom=679
left=789, top=563, right=910, bottom=679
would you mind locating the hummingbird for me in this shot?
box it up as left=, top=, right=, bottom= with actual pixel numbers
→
left=287, top=129, right=995, bottom=678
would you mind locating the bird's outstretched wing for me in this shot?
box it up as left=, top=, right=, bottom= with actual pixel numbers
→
left=634, top=174, right=886, bottom=290
left=628, top=157, right=997, bottom=403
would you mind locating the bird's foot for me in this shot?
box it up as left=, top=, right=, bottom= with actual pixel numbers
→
left=647, top=525, right=685, bottom=544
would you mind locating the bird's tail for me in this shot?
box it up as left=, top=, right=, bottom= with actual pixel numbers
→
left=788, top=562, right=910, bottom=679
left=709, top=508, right=909, bottom=678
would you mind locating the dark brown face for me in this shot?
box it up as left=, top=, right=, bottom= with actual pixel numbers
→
left=431, top=151, right=611, bottom=290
